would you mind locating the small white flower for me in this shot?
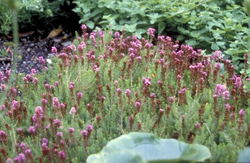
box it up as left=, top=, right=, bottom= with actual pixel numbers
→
left=46, top=59, right=52, bottom=64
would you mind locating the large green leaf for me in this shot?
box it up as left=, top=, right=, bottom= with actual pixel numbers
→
left=237, top=147, right=250, bottom=163
left=87, top=132, right=211, bottom=163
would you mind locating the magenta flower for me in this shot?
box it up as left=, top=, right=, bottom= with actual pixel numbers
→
left=41, top=98, right=47, bottom=105
left=0, top=84, right=6, bottom=91
left=147, top=28, right=155, bottom=37
left=0, top=71, right=3, bottom=81
left=115, top=31, right=120, bottom=38
left=234, top=77, right=242, bottom=88
left=177, top=74, right=182, bottom=79
left=87, top=125, right=93, bottom=131
left=55, top=81, right=59, bottom=87
left=33, top=77, right=38, bottom=84
left=77, top=92, right=83, bottom=98
left=239, top=109, right=245, bottom=116
left=116, top=88, right=122, bottom=93
left=125, top=89, right=131, bottom=96
left=1, top=105, right=6, bottom=111
left=81, top=24, right=87, bottom=30
left=195, top=123, right=201, bottom=130
left=150, top=93, right=156, bottom=98
left=14, top=153, right=26, bottom=163
left=53, top=97, right=60, bottom=108
left=222, top=90, right=230, bottom=100
left=35, top=106, right=43, bottom=117
left=31, top=69, right=36, bottom=75
left=28, top=126, right=35, bottom=134
left=225, top=103, right=231, bottom=111
left=213, top=50, right=222, bottom=61
left=12, top=100, right=18, bottom=110
left=58, top=151, right=66, bottom=159
left=68, top=127, right=75, bottom=133
left=215, top=84, right=226, bottom=96
left=54, top=119, right=61, bottom=125
left=69, top=107, right=76, bottom=115
left=135, top=101, right=141, bottom=107
left=57, top=132, right=63, bottom=138
left=142, top=78, right=151, bottom=86
left=169, top=97, right=174, bottom=102
left=0, top=130, right=7, bottom=137
left=25, top=149, right=31, bottom=155
left=51, top=46, right=58, bottom=55
left=81, top=130, right=88, bottom=136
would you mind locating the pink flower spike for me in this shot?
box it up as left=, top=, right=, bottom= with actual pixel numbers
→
left=51, top=46, right=58, bottom=55
left=56, top=132, right=63, bottom=138
left=69, top=107, right=76, bottom=115
left=116, top=88, right=122, bottom=93
left=135, top=101, right=141, bottom=107
left=81, top=130, right=88, bottom=136
left=28, top=126, right=35, bottom=134
left=195, top=123, right=201, bottom=130
left=87, top=125, right=93, bottom=131
left=125, top=89, right=131, bottom=96
left=68, top=127, right=75, bottom=133
left=169, top=97, right=174, bottom=102
left=239, top=109, right=245, bottom=116
left=77, top=92, right=83, bottom=98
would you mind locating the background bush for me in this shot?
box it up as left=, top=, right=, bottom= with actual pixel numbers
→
left=72, top=0, right=249, bottom=75
left=0, top=0, right=70, bottom=34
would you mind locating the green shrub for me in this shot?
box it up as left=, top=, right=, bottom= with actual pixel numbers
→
left=0, top=0, right=70, bottom=34
left=0, top=26, right=250, bottom=162
left=73, top=0, right=249, bottom=75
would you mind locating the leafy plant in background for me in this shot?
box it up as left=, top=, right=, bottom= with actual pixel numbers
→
left=87, top=132, right=211, bottom=163
left=72, top=0, right=249, bottom=75
left=0, top=25, right=250, bottom=162
left=0, top=0, right=70, bottom=34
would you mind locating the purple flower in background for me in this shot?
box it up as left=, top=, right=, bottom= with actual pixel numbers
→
left=12, top=100, right=19, bottom=110
left=150, top=93, right=156, bottom=98
left=51, top=46, right=58, bottom=55
left=135, top=101, right=141, bottom=107
left=234, top=77, right=242, bottom=88
left=213, top=50, right=222, bottom=61
left=115, top=31, right=120, bottom=38
left=58, top=151, right=66, bottom=159
left=14, top=153, right=26, bottom=163
left=31, top=69, right=36, bottom=75
left=77, top=92, right=83, bottom=98
left=215, top=84, right=226, bottom=96
left=68, top=127, right=75, bottom=133
left=222, top=90, right=230, bottom=100
left=87, top=125, right=93, bottom=131
left=147, top=28, right=155, bottom=37
left=28, top=126, right=35, bottom=134
left=239, top=109, right=245, bottom=116
left=25, top=149, right=31, bottom=155
left=169, top=97, right=174, bottom=102
left=57, top=132, right=63, bottom=138
left=81, top=130, right=88, bottom=136
left=54, top=119, right=61, bottom=126
left=125, top=89, right=131, bottom=96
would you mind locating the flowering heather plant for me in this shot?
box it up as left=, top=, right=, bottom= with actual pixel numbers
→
left=0, top=25, right=250, bottom=162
